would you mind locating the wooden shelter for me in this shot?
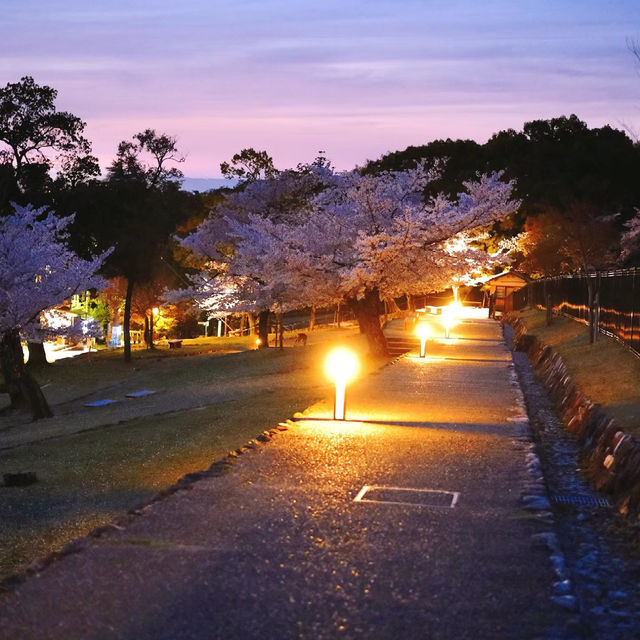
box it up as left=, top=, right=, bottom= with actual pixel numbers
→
left=484, top=271, right=530, bottom=315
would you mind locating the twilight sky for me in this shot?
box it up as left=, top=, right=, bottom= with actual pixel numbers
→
left=2, top=0, right=639, bottom=178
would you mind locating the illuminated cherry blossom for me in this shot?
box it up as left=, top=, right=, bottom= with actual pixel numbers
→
left=0, top=204, right=111, bottom=418
left=181, top=162, right=519, bottom=355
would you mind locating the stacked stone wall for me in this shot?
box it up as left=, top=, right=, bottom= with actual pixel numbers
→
left=506, top=314, right=640, bottom=521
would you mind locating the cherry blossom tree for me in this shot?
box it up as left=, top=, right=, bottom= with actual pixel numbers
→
left=620, top=209, right=640, bottom=265
left=0, top=204, right=110, bottom=419
left=180, top=161, right=519, bottom=356
left=179, top=163, right=333, bottom=346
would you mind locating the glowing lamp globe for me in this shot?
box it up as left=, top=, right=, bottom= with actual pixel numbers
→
left=325, top=347, right=359, bottom=383
left=324, top=347, right=359, bottom=420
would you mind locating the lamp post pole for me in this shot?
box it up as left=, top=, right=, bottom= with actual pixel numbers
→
left=334, top=379, right=347, bottom=420
left=415, top=322, right=429, bottom=358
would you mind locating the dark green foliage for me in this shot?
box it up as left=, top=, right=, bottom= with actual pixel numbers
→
left=220, top=148, right=277, bottom=184
left=485, top=115, right=640, bottom=219
left=0, top=76, right=99, bottom=211
left=364, top=115, right=640, bottom=226
left=364, top=138, right=486, bottom=200
left=55, top=130, right=197, bottom=361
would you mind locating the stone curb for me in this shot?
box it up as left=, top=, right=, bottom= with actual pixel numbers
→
left=0, top=418, right=300, bottom=595
left=504, top=313, right=640, bottom=523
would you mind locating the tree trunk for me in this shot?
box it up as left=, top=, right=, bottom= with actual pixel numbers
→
left=309, top=306, right=316, bottom=332
left=587, top=274, right=600, bottom=345
left=240, top=313, right=247, bottom=336
left=248, top=313, right=256, bottom=336
left=123, top=278, right=135, bottom=363
left=543, top=280, right=551, bottom=326
left=149, top=312, right=156, bottom=349
left=276, top=312, right=284, bottom=349
left=257, top=310, right=270, bottom=348
left=335, top=303, right=342, bottom=328
left=546, top=294, right=552, bottom=326
left=593, top=275, right=601, bottom=342
left=0, top=329, right=52, bottom=420
left=349, top=288, right=388, bottom=357
left=26, top=340, right=49, bottom=368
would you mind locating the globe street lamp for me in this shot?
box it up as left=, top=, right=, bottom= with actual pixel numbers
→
left=324, top=347, right=359, bottom=420
left=441, top=302, right=463, bottom=339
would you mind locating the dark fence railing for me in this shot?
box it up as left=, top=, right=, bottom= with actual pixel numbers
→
left=510, top=268, right=640, bottom=358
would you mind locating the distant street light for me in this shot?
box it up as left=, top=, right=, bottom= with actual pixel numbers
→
left=324, top=347, right=359, bottom=420
left=415, top=322, right=430, bottom=357
left=441, top=302, right=463, bottom=339
left=255, top=338, right=262, bottom=349
left=149, top=307, right=160, bottom=348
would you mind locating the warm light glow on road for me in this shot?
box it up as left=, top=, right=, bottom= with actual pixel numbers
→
left=325, top=347, right=359, bottom=420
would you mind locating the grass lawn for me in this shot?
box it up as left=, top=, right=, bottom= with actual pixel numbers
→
left=0, top=326, right=383, bottom=580
left=514, top=308, right=640, bottom=438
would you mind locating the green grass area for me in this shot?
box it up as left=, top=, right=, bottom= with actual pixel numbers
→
left=0, top=326, right=382, bottom=580
left=515, top=308, right=640, bottom=437
left=20, top=333, right=265, bottom=406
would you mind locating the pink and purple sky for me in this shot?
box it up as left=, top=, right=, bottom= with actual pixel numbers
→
left=2, top=0, right=640, bottom=180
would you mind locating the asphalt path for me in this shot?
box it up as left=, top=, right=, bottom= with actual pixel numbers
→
left=0, top=317, right=565, bottom=639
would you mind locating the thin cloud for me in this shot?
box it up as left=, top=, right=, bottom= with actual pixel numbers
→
left=1, top=0, right=638, bottom=174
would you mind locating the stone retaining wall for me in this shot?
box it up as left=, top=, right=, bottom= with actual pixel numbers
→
left=506, top=314, right=640, bottom=522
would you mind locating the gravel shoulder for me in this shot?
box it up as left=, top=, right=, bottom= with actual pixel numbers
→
left=507, top=323, right=640, bottom=640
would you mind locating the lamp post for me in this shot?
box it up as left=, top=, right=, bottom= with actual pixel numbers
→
left=441, top=302, right=462, bottom=339
left=324, top=347, right=359, bottom=420
left=415, top=322, right=430, bottom=357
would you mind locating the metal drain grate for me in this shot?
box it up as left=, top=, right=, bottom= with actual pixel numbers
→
left=550, top=494, right=611, bottom=508
left=354, top=485, right=460, bottom=508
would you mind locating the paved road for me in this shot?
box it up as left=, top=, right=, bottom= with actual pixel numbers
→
left=0, top=318, right=566, bottom=639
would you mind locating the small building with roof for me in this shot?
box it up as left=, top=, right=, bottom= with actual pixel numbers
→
left=484, top=271, right=530, bottom=316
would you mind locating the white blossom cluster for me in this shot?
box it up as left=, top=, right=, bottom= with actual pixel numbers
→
left=0, top=204, right=111, bottom=339
left=178, top=161, right=520, bottom=315
left=620, top=209, right=640, bottom=263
